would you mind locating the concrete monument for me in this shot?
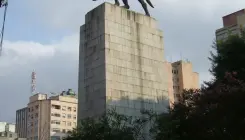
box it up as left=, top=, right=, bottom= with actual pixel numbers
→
left=78, top=2, right=169, bottom=120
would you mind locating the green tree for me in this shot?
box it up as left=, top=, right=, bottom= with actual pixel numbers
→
left=150, top=27, right=245, bottom=140
left=64, top=109, right=149, bottom=140
left=209, top=29, right=245, bottom=81
left=152, top=73, right=245, bottom=140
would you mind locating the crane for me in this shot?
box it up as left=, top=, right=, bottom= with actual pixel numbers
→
left=0, top=0, right=8, bottom=56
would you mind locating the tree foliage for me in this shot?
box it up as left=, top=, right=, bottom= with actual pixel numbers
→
left=209, top=29, right=245, bottom=82
left=64, top=109, right=151, bottom=140
left=151, top=73, right=245, bottom=140
left=151, top=30, right=245, bottom=140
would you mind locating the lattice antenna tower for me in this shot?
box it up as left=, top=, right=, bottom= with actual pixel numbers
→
left=31, top=70, right=36, bottom=94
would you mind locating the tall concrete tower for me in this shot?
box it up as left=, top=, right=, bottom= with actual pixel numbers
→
left=78, top=2, right=169, bottom=120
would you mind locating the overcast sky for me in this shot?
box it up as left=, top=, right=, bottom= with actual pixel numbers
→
left=0, top=0, right=244, bottom=123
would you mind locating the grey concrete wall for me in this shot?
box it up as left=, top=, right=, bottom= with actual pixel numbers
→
left=78, top=2, right=169, bottom=121
left=78, top=4, right=107, bottom=119
left=103, top=3, right=169, bottom=116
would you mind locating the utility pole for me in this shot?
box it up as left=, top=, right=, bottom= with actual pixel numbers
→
left=0, top=0, right=8, bottom=56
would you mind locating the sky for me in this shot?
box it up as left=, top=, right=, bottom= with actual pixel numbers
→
left=0, top=0, right=244, bottom=123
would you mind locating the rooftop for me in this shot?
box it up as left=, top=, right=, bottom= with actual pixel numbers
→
left=222, top=9, right=245, bottom=18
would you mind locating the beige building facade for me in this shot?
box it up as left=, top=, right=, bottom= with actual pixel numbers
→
left=216, top=9, right=245, bottom=40
left=167, top=60, right=199, bottom=105
left=78, top=2, right=170, bottom=121
left=16, top=90, right=77, bottom=140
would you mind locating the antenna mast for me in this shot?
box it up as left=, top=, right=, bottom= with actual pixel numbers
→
left=31, top=70, right=36, bottom=94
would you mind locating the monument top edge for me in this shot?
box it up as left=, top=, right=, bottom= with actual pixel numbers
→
left=87, top=2, right=157, bottom=21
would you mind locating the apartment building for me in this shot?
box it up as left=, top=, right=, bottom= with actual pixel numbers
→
left=216, top=9, right=245, bottom=40
left=0, top=122, right=15, bottom=133
left=16, top=108, right=28, bottom=138
left=0, top=122, right=7, bottom=132
left=167, top=60, right=199, bottom=105
left=16, top=90, right=78, bottom=140
left=4, top=124, right=15, bottom=134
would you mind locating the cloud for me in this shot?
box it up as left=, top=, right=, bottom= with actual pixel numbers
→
left=0, top=34, right=79, bottom=122
left=0, top=33, right=79, bottom=74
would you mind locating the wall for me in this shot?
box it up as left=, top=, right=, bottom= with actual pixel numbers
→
left=104, top=2, right=169, bottom=116
left=222, top=9, right=245, bottom=27
left=165, top=62, right=174, bottom=107
left=171, top=60, right=199, bottom=102
left=237, top=14, right=245, bottom=25
left=0, top=122, right=7, bottom=132
left=38, top=100, right=50, bottom=140
left=78, top=2, right=169, bottom=122
left=50, top=99, right=77, bottom=136
left=178, top=61, right=199, bottom=90
left=5, top=124, right=15, bottom=133
left=216, top=10, right=245, bottom=41
left=79, top=3, right=107, bottom=119
left=0, top=131, right=18, bottom=140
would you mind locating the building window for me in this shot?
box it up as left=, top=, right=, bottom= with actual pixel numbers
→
left=176, top=94, right=181, bottom=99
left=173, top=86, right=180, bottom=90
left=35, top=113, right=38, bottom=118
left=35, top=127, right=38, bottom=134
left=52, top=128, right=60, bottom=133
left=51, top=136, right=60, bottom=140
left=73, top=107, right=76, bottom=112
left=73, top=122, right=76, bottom=126
left=51, top=105, right=61, bottom=110
left=51, top=120, right=60, bottom=125
left=62, top=121, right=66, bottom=125
left=51, top=113, right=61, bottom=117
left=62, top=106, right=66, bottom=111
left=73, top=115, right=76, bottom=120
left=67, top=107, right=72, bottom=111
left=35, top=105, right=39, bottom=109
left=62, top=113, right=66, bottom=118
left=34, top=120, right=38, bottom=125
left=67, top=122, right=71, bottom=126
left=67, top=114, right=71, bottom=119
left=62, top=129, right=66, bottom=133
left=172, top=70, right=178, bottom=74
